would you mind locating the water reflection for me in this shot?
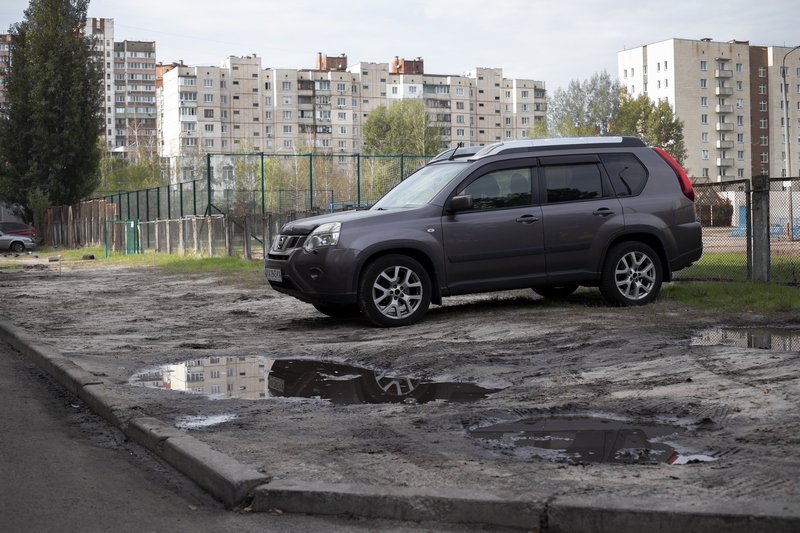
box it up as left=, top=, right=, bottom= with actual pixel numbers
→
left=130, top=356, right=502, bottom=405
left=470, top=417, right=708, bottom=465
left=692, top=328, right=799, bottom=351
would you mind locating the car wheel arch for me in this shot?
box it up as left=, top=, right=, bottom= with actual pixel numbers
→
left=355, top=247, right=442, bottom=305
left=600, top=233, right=671, bottom=282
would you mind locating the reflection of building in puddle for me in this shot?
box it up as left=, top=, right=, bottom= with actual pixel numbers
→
left=692, top=328, right=799, bottom=351
left=131, top=357, right=502, bottom=404
left=470, top=417, right=704, bottom=465
left=131, top=356, right=270, bottom=399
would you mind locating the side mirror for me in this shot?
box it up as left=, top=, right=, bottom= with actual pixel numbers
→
left=449, top=195, right=473, bottom=213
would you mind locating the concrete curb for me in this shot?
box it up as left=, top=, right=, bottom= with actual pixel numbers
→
left=2, top=318, right=800, bottom=531
left=0, top=319, right=269, bottom=509
left=252, top=479, right=543, bottom=529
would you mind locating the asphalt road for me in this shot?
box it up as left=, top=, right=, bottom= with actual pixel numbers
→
left=0, top=339, right=489, bottom=533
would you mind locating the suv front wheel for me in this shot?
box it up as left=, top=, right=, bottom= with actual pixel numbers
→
left=600, top=242, right=663, bottom=306
left=358, top=255, right=432, bottom=327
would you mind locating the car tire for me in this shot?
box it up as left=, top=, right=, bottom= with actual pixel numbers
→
left=532, top=284, right=579, bottom=299
left=358, top=255, right=431, bottom=327
left=600, top=242, right=663, bottom=306
left=10, top=241, right=25, bottom=253
left=312, top=303, right=361, bottom=318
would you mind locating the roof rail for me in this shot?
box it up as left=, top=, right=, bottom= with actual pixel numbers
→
left=471, top=136, right=647, bottom=159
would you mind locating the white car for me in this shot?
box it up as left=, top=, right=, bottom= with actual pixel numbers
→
left=0, top=231, right=36, bottom=253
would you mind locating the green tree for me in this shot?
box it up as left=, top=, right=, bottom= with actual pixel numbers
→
left=544, top=71, right=620, bottom=137
left=0, top=0, right=103, bottom=220
left=612, top=93, right=687, bottom=167
left=363, top=100, right=441, bottom=155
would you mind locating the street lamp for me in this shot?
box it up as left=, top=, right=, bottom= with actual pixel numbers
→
left=782, top=45, right=800, bottom=241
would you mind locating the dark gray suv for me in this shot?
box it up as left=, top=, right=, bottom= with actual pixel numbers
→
left=265, top=137, right=702, bottom=326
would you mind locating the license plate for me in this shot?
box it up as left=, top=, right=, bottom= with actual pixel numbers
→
left=265, top=267, right=282, bottom=282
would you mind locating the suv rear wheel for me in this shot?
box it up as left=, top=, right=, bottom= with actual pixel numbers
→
left=358, top=255, right=431, bottom=327
left=600, top=242, right=662, bottom=306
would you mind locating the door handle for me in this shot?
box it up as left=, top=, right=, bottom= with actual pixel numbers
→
left=516, top=214, right=540, bottom=224
left=592, top=208, right=615, bottom=217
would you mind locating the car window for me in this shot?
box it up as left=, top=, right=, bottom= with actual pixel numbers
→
left=372, top=162, right=467, bottom=209
left=600, top=153, right=648, bottom=197
left=458, top=168, right=533, bottom=210
left=542, top=163, right=607, bottom=203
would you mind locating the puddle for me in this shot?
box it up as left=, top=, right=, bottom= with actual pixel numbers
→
left=692, top=327, right=799, bottom=351
left=470, top=416, right=714, bottom=465
left=175, top=414, right=237, bottom=429
left=130, top=356, right=502, bottom=405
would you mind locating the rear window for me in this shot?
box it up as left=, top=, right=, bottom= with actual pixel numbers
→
left=600, top=153, right=648, bottom=197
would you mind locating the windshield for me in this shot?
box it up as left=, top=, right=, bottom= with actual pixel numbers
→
left=372, top=162, right=467, bottom=209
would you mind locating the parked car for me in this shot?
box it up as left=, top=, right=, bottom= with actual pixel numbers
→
left=0, top=231, right=36, bottom=253
left=0, top=221, right=37, bottom=240
left=265, top=136, right=703, bottom=327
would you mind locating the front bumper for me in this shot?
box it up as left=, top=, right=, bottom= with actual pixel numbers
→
left=264, top=247, right=358, bottom=306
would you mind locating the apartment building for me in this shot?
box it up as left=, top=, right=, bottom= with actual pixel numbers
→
left=618, top=37, right=800, bottom=182
left=157, top=53, right=547, bottom=181
left=0, top=34, right=10, bottom=114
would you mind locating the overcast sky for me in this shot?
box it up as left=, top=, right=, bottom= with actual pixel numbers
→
left=2, top=0, right=797, bottom=91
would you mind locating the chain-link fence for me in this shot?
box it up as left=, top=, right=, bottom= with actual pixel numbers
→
left=675, top=177, right=800, bottom=284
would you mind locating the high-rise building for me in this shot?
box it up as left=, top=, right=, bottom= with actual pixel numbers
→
left=619, top=37, right=800, bottom=181
left=85, top=18, right=158, bottom=161
left=0, top=34, right=11, bottom=115
left=157, top=52, right=546, bottom=181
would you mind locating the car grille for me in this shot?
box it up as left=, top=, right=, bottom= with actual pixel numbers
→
left=270, top=234, right=306, bottom=253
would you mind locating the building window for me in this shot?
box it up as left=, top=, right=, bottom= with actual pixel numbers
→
left=700, top=79, right=707, bottom=89
left=758, top=67, right=767, bottom=77
left=760, top=135, right=768, bottom=146
left=759, top=101, right=768, bottom=111
left=204, top=124, right=214, bottom=132
left=283, top=96, right=291, bottom=105
left=736, top=98, right=743, bottom=108
left=736, top=81, right=743, bottom=91
left=760, top=118, right=768, bottom=129
left=701, top=114, right=708, bottom=125
left=735, top=63, right=743, bottom=73
left=737, top=150, right=744, bottom=160
left=701, top=149, right=709, bottom=160
left=283, top=125, right=292, bottom=133
left=282, top=81, right=291, bottom=90
left=282, top=110, right=291, bottom=119
left=204, top=109, right=214, bottom=118
left=204, top=94, right=213, bottom=103
left=760, top=153, right=769, bottom=163
left=701, top=132, right=709, bottom=142
left=737, top=133, right=744, bottom=143
left=702, top=168, right=709, bottom=177
left=700, top=96, right=708, bottom=107
left=736, top=115, right=744, bottom=126
left=205, top=139, right=214, bottom=148
left=283, top=140, right=293, bottom=148
left=700, top=60, right=708, bottom=71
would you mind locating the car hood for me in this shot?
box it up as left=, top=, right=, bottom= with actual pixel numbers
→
left=279, top=209, right=406, bottom=235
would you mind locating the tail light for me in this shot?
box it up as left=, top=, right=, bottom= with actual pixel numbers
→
left=653, top=147, right=695, bottom=202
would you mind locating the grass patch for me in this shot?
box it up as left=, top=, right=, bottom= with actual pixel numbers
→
left=38, top=246, right=262, bottom=275
left=663, top=281, right=800, bottom=313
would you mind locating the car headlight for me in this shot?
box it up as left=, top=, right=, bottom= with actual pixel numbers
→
left=303, top=222, right=341, bottom=252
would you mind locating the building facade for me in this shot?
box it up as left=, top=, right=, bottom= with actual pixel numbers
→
left=619, top=38, right=800, bottom=182
left=84, top=18, right=158, bottom=161
left=157, top=53, right=547, bottom=182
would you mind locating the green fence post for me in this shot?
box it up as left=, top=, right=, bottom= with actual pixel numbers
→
left=260, top=152, right=266, bottom=214
left=166, top=185, right=171, bottom=220
left=192, top=180, right=197, bottom=216
left=179, top=183, right=184, bottom=218
left=156, top=186, right=161, bottom=220
left=308, top=153, right=314, bottom=210
left=400, top=154, right=405, bottom=181
left=356, top=154, right=361, bottom=207
left=206, top=152, right=212, bottom=216
left=126, top=192, right=131, bottom=221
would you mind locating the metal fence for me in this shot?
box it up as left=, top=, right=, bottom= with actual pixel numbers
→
left=94, top=153, right=428, bottom=222
left=675, top=177, right=800, bottom=284
left=50, top=155, right=800, bottom=284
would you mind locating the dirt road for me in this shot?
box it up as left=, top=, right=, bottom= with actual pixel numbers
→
left=1, top=255, right=798, bottom=515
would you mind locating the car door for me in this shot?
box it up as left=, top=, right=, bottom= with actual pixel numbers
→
left=441, top=163, right=546, bottom=294
left=537, top=155, right=624, bottom=278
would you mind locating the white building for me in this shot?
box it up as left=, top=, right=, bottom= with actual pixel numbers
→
left=619, top=38, right=800, bottom=182
left=157, top=53, right=547, bottom=181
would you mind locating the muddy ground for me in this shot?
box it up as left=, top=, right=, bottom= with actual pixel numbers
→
left=1, top=254, right=798, bottom=515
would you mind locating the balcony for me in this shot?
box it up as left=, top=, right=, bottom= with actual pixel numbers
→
left=715, top=69, right=733, bottom=78
left=715, top=122, right=734, bottom=132
left=716, top=158, right=735, bottom=167
left=715, top=87, right=734, bottom=96
left=715, top=104, right=734, bottom=114
left=716, top=139, right=734, bottom=149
